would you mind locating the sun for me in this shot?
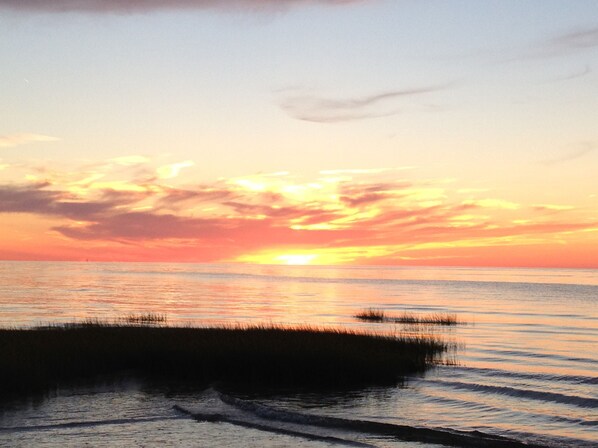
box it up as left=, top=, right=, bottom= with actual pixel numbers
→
left=235, top=251, right=321, bottom=265
left=274, top=254, right=318, bottom=265
left=234, top=247, right=379, bottom=266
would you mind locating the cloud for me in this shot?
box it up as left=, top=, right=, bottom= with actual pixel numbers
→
left=462, top=198, right=520, bottom=210
left=532, top=204, right=575, bottom=212
left=2, top=165, right=596, bottom=265
left=53, top=208, right=362, bottom=249
left=549, top=64, right=591, bottom=82
left=55, top=212, right=223, bottom=240
left=548, top=27, right=598, bottom=53
left=156, top=160, right=194, bottom=179
left=0, top=184, right=114, bottom=219
left=157, top=185, right=237, bottom=206
left=0, top=0, right=365, bottom=14
left=541, top=143, right=596, bottom=166
left=280, top=85, right=448, bottom=123
left=0, top=133, right=59, bottom=148
left=518, top=26, right=598, bottom=60
left=338, top=181, right=411, bottom=207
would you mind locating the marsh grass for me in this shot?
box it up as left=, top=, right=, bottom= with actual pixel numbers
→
left=355, top=308, right=460, bottom=326
left=0, top=321, right=449, bottom=398
left=120, top=313, right=167, bottom=325
left=354, top=308, right=386, bottom=322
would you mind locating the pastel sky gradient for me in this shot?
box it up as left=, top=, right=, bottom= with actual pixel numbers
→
left=1, top=0, right=597, bottom=267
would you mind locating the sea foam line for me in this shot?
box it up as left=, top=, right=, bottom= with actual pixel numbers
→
left=177, top=389, right=552, bottom=448
left=0, top=415, right=185, bottom=433
left=173, top=404, right=375, bottom=448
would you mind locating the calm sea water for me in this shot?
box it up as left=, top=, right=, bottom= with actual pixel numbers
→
left=0, top=262, right=596, bottom=447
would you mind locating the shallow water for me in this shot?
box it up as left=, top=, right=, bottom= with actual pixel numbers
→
left=0, top=262, right=596, bottom=447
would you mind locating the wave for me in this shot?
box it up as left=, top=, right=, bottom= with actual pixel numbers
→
left=468, top=347, right=597, bottom=366
left=175, top=389, right=553, bottom=448
left=0, top=415, right=184, bottom=433
left=415, top=386, right=598, bottom=430
left=448, top=365, right=598, bottom=386
left=173, top=403, right=375, bottom=448
left=431, top=380, right=598, bottom=409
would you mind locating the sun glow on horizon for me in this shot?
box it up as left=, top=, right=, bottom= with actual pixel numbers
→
left=236, top=251, right=342, bottom=266
left=276, top=254, right=319, bottom=265
left=236, top=251, right=323, bottom=265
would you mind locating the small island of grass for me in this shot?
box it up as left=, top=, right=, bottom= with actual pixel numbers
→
left=355, top=308, right=460, bottom=325
left=0, top=320, right=450, bottom=399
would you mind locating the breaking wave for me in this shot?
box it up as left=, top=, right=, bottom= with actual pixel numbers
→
left=0, top=415, right=185, bottom=433
left=174, top=389, right=556, bottom=448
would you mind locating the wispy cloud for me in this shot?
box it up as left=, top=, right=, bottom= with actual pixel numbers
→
left=338, top=181, right=411, bottom=207
left=532, top=204, right=575, bottom=212
left=541, top=143, right=596, bottom=166
left=279, top=85, right=448, bottom=123
left=547, top=27, right=598, bottom=54
left=0, top=0, right=366, bottom=14
left=462, top=198, right=520, bottom=210
left=518, top=26, right=598, bottom=60
left=157, top=185, right=237, bottom=206
left=0, top=133, right=59, bottom=148
left=548, top=64, right=592, bottom=82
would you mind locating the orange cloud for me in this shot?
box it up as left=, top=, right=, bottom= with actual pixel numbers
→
left=0, top=162, right=596, bottom=267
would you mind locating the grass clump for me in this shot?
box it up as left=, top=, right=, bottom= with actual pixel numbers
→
left=120, top=313, right=167, bottom=326
left=355, top=309, right=460, bottom=326
left=354, top=308, right=386, bottom=322
left=0, top=322, right=449, bottom=398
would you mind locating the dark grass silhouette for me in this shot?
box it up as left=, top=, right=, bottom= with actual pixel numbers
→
left=355, top=309, right=460, bottom=325
left=121, top=313, right=167, bottom=325
left=354, top=308, right=386, bottom=322
left=0, top=321, right=449, bottom=399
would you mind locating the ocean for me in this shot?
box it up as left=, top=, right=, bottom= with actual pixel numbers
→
left=0, top=262, right=596, bottom=447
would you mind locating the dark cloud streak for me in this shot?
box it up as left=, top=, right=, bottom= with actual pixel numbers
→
left=0, top=0, right=364, bottom=14
left=549, top=64, right=591, bottom=82
left=280, top=85, right=450, bottom=123
left=541, top=143, right=596, bottom=166
left=549, top=27, right=598, bottom=51
left=516, top=26, right=598, bottom=60
left=0, top=185, right=114, bottom=219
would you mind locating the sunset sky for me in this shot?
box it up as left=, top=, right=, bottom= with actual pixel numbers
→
left=1, top=0, right=597, bottom=267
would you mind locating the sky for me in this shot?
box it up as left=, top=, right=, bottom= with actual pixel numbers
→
left=0, top=0, right=597, bottom=267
